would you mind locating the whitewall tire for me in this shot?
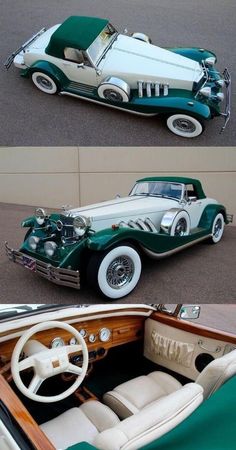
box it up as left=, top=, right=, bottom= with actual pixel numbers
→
left=88, top=246, right=142, bottom=299
left=167, top=114, right=204, bottom=138
left=210, top=213, right=225, bottom=243
left=32, top=72, right=58, bottom=94
left=170, top=211, right=190, bottom=236
left=98, top=78, right=130, bottom=103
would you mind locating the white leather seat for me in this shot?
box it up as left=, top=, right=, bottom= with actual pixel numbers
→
left=103, top=371, right=182, bottom=418
left=104, top=349, right=236, bottom=419
left=40, top=400, right=120, bottom=449
left=41, top=384, right=203, bottom=450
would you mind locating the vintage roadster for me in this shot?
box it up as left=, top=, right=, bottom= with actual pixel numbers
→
left=0, top=303, right=235, bottom=450
left=5, top=177, right=232, bottom=300
left=4, top=15, right=231, bottom=138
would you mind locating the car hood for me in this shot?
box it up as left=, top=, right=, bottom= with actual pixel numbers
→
left=101, top=35, right=203, bottom=90
left=65, top=196, right=178, bottom=225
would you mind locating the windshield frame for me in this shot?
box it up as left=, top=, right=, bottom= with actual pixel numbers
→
left=86, top=23, right=118, bottom=66
left=129, top=181, right=185, bottom=201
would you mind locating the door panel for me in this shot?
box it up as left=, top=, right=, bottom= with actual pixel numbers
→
left=144, top=315, right=236, bottom=380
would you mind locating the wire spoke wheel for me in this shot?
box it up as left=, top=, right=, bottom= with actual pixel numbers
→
left=174, top=218, right=188, bottom=236
left=106, top=255, right=134, bottom=289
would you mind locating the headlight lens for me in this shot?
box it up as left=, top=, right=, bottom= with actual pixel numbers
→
left=44, top=241, right=57, bottom=257
left=205, top=56, right=216, bottom=66
left=73, top=215, right=91, bottom=236
left=28, top=236, right=40, bottom=250
left=216, top=79, right=225, bottom=88
left=35, top=208, right=47, bottom=225
left=199, top=86, right=211, bottom=97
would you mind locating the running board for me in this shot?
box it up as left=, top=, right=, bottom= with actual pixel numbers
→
left=141, top=234, right=211, bottom=259
left=60, top=91, right=157, bottom=117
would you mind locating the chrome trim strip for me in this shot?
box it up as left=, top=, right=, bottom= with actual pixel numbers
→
left=5, top=242, right=80, bottom=289
left=140, top=234, right=211, bottom=259
left=60, top=91, right=158, bottom=116
left=220, top=67, right=231, bottom=133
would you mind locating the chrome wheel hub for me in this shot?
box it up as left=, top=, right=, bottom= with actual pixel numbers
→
left=173, top=118, right=196, bottom=133
left=36, top=76, right=53, bottom=90
left=106, top=256, right=134, bottom=289
left=213, top=218, right=222, bottom=238
left=174, top=218, right=188, bottom=236
left=104, top=89, right=123, bottom=102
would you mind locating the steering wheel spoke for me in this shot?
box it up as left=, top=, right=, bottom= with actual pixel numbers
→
left=66, top=363, right=83, bottom=376
left=19, top=355, right=35, bottom=371
left=66, top=344, right=82, bottom=355
left=28, top=374, right=44, bottom=394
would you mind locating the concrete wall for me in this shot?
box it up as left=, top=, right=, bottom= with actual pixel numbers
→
left=0, top=146, right=235, bottom=223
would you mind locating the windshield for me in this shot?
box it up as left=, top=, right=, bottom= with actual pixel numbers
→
left=0, top=304, right=87, bottom=322
left=130, top=181, right=184, bottom=200
left=87, top=23, right=117, bottom=65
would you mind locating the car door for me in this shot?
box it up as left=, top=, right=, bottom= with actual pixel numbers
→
left=144, top=311, right=236, bottom=381
left=60, top=50, right=97, bottom=86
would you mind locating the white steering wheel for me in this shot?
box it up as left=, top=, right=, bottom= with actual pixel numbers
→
left=11, top=321, right=89, bottom=403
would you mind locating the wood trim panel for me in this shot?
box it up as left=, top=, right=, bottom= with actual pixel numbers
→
left=151, top=312, right=236, bottom=345
left=0, top=374, right=55, bottom=450
left=0, top=316, right=145, bottom=363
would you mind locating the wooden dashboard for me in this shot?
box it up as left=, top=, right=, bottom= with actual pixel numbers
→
left=0, top=315, right=145, bottom=366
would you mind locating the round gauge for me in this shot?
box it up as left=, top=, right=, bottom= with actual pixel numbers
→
left=88, top=334, right=96, bottom=343
left=79, top=329, right=87, bottom=338
left=51, top=337, right=65, bottom=348
left=69, top=337, right=78, bottom=345
left=99, top=328, right=111, bottom=342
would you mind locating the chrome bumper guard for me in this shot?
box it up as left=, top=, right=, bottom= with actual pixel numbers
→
left=226, top=214, right=233, bottom=224
left=220, top=68, right=231, bottom=133
left=5, top=242, right=80, bottom=289
left=4, top=28, right=46, bottom=70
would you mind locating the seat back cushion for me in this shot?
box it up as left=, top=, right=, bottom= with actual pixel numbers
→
left=95, top=383, right=203, bottom=450
left=196, top=349, right=236, bottom=399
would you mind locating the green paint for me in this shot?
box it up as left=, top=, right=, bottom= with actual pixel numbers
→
left=136, top=177, right=206, bottom=199
left=169, top=47, right=217, bottom=63
left=140, top=376, right=236, bottom=450
left=46, top=16, right=109, bottom=57
left=66, top=443, right=98, bottom=450
left=25, top=60, right=70, bottom=87
left=199, top=204, right=227, bottom=227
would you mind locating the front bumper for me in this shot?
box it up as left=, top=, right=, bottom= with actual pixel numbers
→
left=220, top=68, right=231, bottom=133
left=5, top=242, right=80, bottom=289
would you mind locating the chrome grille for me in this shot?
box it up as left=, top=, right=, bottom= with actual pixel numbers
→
left=137, top=81, right=169, bottom=98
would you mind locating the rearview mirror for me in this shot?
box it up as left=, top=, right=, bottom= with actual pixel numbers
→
left=180, top=305, right=201, bottom=320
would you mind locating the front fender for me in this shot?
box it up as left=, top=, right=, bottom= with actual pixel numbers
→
left=133, top=94, right=212, bottom=120
left=21, top=216, right=35, bottom=228
left=168, top=47, right=217, bottom=63
left=21, top=60, right=69, bottom=87
left=198, top=204, right=227, bottom=229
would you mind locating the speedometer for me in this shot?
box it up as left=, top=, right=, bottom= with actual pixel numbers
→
left=99, top=328, right=111, bottom=342
left=51, top=337, right=65, bottom=348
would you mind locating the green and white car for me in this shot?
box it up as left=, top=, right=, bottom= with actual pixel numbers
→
left=5, top=16, right=231, bottom=138
left=5, top=177, right=233, bottom=299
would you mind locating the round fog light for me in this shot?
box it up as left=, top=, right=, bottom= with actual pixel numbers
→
left=216, top=92, right=224, bottom=102
left=199, top=86, right=211, bottom=97
left=216, top=79, right=225, bottom=88
left=44, top=241, right=57, bottom=257
left=28, top=236, right=40, bottom=251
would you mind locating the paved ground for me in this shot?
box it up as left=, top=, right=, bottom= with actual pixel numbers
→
left=0, top=202, right=235, bottom=304
left=1, top=0, right=235, bottom=146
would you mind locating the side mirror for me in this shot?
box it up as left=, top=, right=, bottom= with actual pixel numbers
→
left=77, top=63, right=85, bottom=69
left=115, top=194, right=121, bottom=199
left=188, top=196, right=197, bottom=203
left=179, top=305, right=201, bottom=320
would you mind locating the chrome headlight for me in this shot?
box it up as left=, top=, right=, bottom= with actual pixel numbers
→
left=205, top=56, right=216, bottom=66
left=35, top=208, right=47, bottom=225
left=28, top=236, right=40, bottom=250
left=216, top=92, right=224, bottom=102
left=44, top=241, right=57, bottom=257
left=216, top=79, right=225, bottom=88
left=199, top=86, right=211, bottom=97
left=73, top=215, right=91, bottom=237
